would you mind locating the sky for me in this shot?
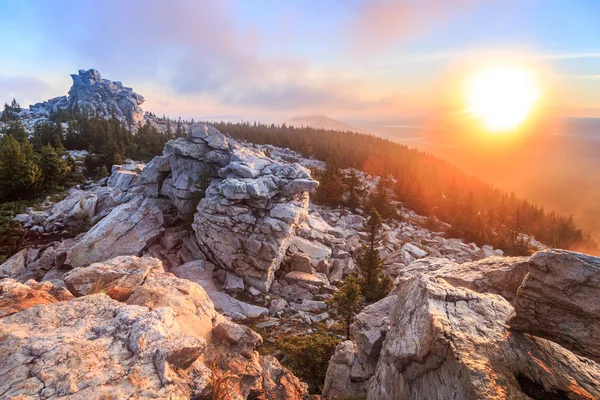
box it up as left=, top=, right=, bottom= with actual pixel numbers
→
left=1, top=0, right=600, bottom=122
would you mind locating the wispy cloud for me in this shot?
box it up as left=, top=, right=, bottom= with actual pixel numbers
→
left=555, top=74, right=600, bottom=80
left=346, top=0, right=489, bottom=53
left=0, top=75, right=55, bottom=106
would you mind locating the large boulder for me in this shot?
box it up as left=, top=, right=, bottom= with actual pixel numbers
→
left=193, top=141, right=318, bottom=293
left=322, top=341, right=366, bottom=400
left=0, top=294, right=204, bottom=399
left=367, top=275, right=600, bottom=400
left=323, top=295, right=396, bottom=399
left=399, top=255, right=530, bottom=302
left=66, top=196, right=165, bottom=267
left=63, top=256, right=164, bottom=300
left=0, top=255, right=306, bottom=399
left=509, top=249, right=600, bottom=363
left=0, top=249, right=28, bottom=280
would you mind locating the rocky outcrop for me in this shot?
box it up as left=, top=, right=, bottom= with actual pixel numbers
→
left=0, top=255, right=306, bottom=399
left=509, top=249, right=600, bottom=363
left=63, top=255, right=164, bottom=300
left=28, top=69, right=145, bottom=126
left=68, top=69, right=145, bottom=125
left=128, top=127, right=320, bottom=293
left=0, top=278, right=73, bottom=317
left=324, top=252, right=600, bottom=399
left=66, top=196, right=166, bottom=267
left=0, top=294, right=206, bottom=399
left=368, top=274, right=600, bottom=400
left=398, top=255, right=530, bottom=302
left=15, top=183, right=140, bottom=236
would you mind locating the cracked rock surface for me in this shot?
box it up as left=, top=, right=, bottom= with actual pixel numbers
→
left=325, top=251, right=600, bottom=400
left=66, top=196, right=166, bottom=267
left=0, top=294, right=203, bottom=399
left=368, top=274, right=600, bottom=400
left=0, top=256, right=307, bottom=400
left=509, top=249, right=600, bottom=363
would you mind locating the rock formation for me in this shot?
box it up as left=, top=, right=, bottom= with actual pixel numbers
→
left=66, top=196, right=168, bottom=267
left=368, top=274, right=600, bottom=400
left=0, top=256, right=306, bottom=399
left=194, top=144, right=318, bottom=290
left=31, top=69, right=145, bottom=126
left=324, top=251, right=600, bottom=400
left=509, top=249, right=600, bottom=363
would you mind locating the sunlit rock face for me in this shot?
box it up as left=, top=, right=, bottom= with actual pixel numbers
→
left=0, top=256, right=307, bottom=399
left=509, top=249, right=600, bottom=363
left=367, top=274, right=600, bottom=400
left=324, top=252, right=600, bottom=400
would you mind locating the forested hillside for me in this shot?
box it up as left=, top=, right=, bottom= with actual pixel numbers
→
left=1, top=101, right=596, bottom=259
left=210, top=121, right=597, bottom=255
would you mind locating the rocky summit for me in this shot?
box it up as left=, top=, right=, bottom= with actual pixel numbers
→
left=1, top=74, right=600, bottom=399
left=13, top=69, right=145, bottom=130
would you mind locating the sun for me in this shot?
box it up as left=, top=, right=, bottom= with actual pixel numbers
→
left=467, top=66, right=541, bottom=132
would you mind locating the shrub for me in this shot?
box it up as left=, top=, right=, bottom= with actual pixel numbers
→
left=277, top=326, right=340, bottom=394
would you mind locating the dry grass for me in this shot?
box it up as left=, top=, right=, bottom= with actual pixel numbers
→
left=201, top=359, right=236, bottom=400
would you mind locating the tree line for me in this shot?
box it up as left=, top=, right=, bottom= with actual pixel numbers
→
left=0, top=104, right=190, bottom=203
left=209, top=120, right=597, bottom=255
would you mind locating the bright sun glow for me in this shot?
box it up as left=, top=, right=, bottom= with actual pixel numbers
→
left=467, top=66, right=541, bottom=132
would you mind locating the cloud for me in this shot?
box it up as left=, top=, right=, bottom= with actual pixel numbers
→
left=556, top=74, right=600, bottom=80
left=0, top=75, right=55, bottom=106
left=347, top=0, right=486, bottom=52
left=31, top=0, right=380, bottom=114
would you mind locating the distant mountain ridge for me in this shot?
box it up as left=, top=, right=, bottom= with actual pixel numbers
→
left=286, top=115, right=365, bottom=133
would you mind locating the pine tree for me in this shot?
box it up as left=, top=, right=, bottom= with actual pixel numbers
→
left=314, top=158, right=346, bottom=207
left=326, top=273, right=362, bottom=339
left=176, top=118, right=184, bottom=137
left=369, top=175, right=397, bottom=219
left=1, top=120, right=27, bottom=142
left=94, top=165, right=109, bottom=179
left=32, top=121, right=63, bottom=150
left=344, top=169, right=363, bottom=211
left=195, top=162, right=212, bottom=199
left=0, top=136, right=42, bottom=200
left=38, top=145, right=70, bottom=190
left=357, top=209, right=393, bottom=302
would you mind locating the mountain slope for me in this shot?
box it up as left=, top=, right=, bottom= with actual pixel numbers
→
left=286, top=115, right=365, bottom=133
